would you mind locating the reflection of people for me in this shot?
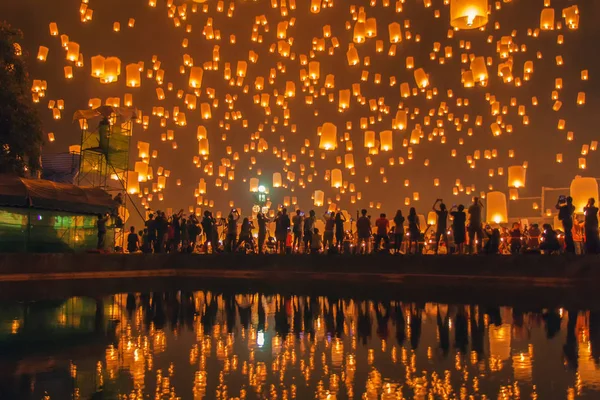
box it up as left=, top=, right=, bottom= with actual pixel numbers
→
left=97, top=213, right=109, bottom=250
left=564, top=309, right=579, bottom=370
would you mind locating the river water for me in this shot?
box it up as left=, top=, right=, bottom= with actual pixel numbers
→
left=1, top=289, right=599, bottom=399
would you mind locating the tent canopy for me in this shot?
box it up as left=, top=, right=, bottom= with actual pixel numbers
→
left=0, top=174, right=116, bottom=215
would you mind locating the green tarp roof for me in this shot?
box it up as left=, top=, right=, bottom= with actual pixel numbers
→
left=0, top=174, right=116, bottom=215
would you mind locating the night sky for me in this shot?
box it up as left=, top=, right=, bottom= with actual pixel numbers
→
left=2, top=0, right=599, bottom=222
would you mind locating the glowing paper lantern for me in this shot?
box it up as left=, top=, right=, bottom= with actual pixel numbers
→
left=331, top=169, right=343, bottom=188
left=319, top=123, right=337, bottom=150
left=388, top=22, right=402, bottom=43
left=314, top=190, right=325, bottom=206
left=450, top=0, right=489, bottom=30
left=127, top=172, right=140, bottom=194
left=37, top=46, right=49, bottom=62
left=540, top=8, right=555, bottom=30
left=470, top=56, right=488, bottom=83
left=66, top=42, right=80, bottom=62
left=273, top=172, right=282, bottom=188
left=126, top=63, right=141, bottom=87
left=508, top=166, right=526, bottom=188
left=570, top=177, right=599, bottom=213
left=486, top=191, right=508, bottom=224
left=414, top=68, right=429, bottom=89
left=249, top=178, right=259, bottom=192
left=198, top=138, right=210, bottom=155
left=189, top=66, right=204, bottom=88
left=379, top=131, right=393, bottom=151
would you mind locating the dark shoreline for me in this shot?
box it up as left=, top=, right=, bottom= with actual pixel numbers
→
left=0, top=253, right=599, bottom=309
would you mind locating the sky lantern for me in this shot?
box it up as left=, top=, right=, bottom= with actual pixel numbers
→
left=450, top=0, right=489, bottom=30
left=249, top=178, right=259, bottom=192
left=414, top=68, right=429, bottom=89
left=308, top=61, right=320, bottom=80
left=540, top=8, right=555, bottom=30
left=570, top=177, right=599, bottom=213
left=37, top=46, right=49, bottom=62
left=273, top=172, right=282, bottom=188
left=331, top=169, right=343, bottom=188
left=189, top=66, right=203, bottom=88
left=66, top=41, right=79, bottom=62
left=49, top=22, right=58, bottom=36
left=379, top=131, right=393, bottom=151
left=126, top=63, right=141, bottom=87
left=90, top=55, right=105, bottom=78
left=103, top=57, right=121, bottom=83
left=127, top=172, right=140, bottom=194
left=508, top=165, right=526, bottom=188
left=198, top=138, right=209, bottom=155
left=388, top=22, right=402, bottom=43
left=314, top=190, right=324, bottom=206
left=486, top=191, right=507, bottom=224
left=470, top=56, right=488, bottom=83
left=344, top=154, right=355, bottom=169
left=319, top=123, right=337, bottom=150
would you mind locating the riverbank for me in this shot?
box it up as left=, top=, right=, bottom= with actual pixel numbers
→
left=1, top=253, right=600, bottom=308
left=2, top=253, right=599, bottom=284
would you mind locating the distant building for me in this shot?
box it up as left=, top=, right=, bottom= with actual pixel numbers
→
left=0, top=174, right=116, bottom=252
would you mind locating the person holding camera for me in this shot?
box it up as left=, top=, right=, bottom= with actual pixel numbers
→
left=556, top=195, right=575, bottom=253
left=584, top=198, right=599, bottom=254
left=224, top=209, right=240, bottom=252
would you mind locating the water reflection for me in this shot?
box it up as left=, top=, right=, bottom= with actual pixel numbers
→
left=1, top=292, right=600, bottom=399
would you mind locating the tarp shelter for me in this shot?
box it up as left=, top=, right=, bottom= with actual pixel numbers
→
left=0, top=174, right=116, bottom=252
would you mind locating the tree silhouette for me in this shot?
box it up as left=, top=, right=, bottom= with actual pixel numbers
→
left=0, top=22, right=43, bottom=176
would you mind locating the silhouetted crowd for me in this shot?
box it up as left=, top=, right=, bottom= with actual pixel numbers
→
left=118, top=195, right=600, bottom=255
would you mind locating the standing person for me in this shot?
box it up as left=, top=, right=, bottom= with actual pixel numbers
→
left=334, top=211, right=346, bottom=250
left=584, top=198, right=600, bottom=254
left=275, top=209, right=291, bottom=254
left=392, top=210, right=405, bottom=254
left=556, top=195, right=575, bottom=254
left=303, top=210, right=316, bottom=253
left=180, top=217, right=190, bottom=252
left=292, top=210, right=304, bottom=252
left=356, top=209, right=371, bottom=254
left=407, top=208, right=420, bottom=255
left=323, top=212, right=335, bottom=252
left=238, top=217, right=255, bottom=252
left=467, top=197, right=484, bottom=254
left=141, top=229, right=151, bottom=253
left=374, top=213, right=390, bottom=252
left=127, top=226, right=139, bottom=253
left=145, top=213, right=156, bottom=253
left=450, top=205, right=466, bottom=254
left=97, top=213, right=109, bottom=251
left=224, top=209, right=240, bottom=252
left=155, top=211, right=169, bottom=253
left=172, top=209, right=183, bottom=252
left=432, top=199, right=449, bottom=254
left=257, top=211, right=269, bottom=254
left=201, top=211, right=214, bottom=253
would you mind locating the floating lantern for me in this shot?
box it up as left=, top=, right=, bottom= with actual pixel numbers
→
left=450, top=0, right=489, bottom=30
left=319, top=123, right=337, bottom=150
left=570, top=177, right=599, bottom=213
left=486, top=191, right=508, bottom=224
left=508, top=166, right=526, bottom=188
